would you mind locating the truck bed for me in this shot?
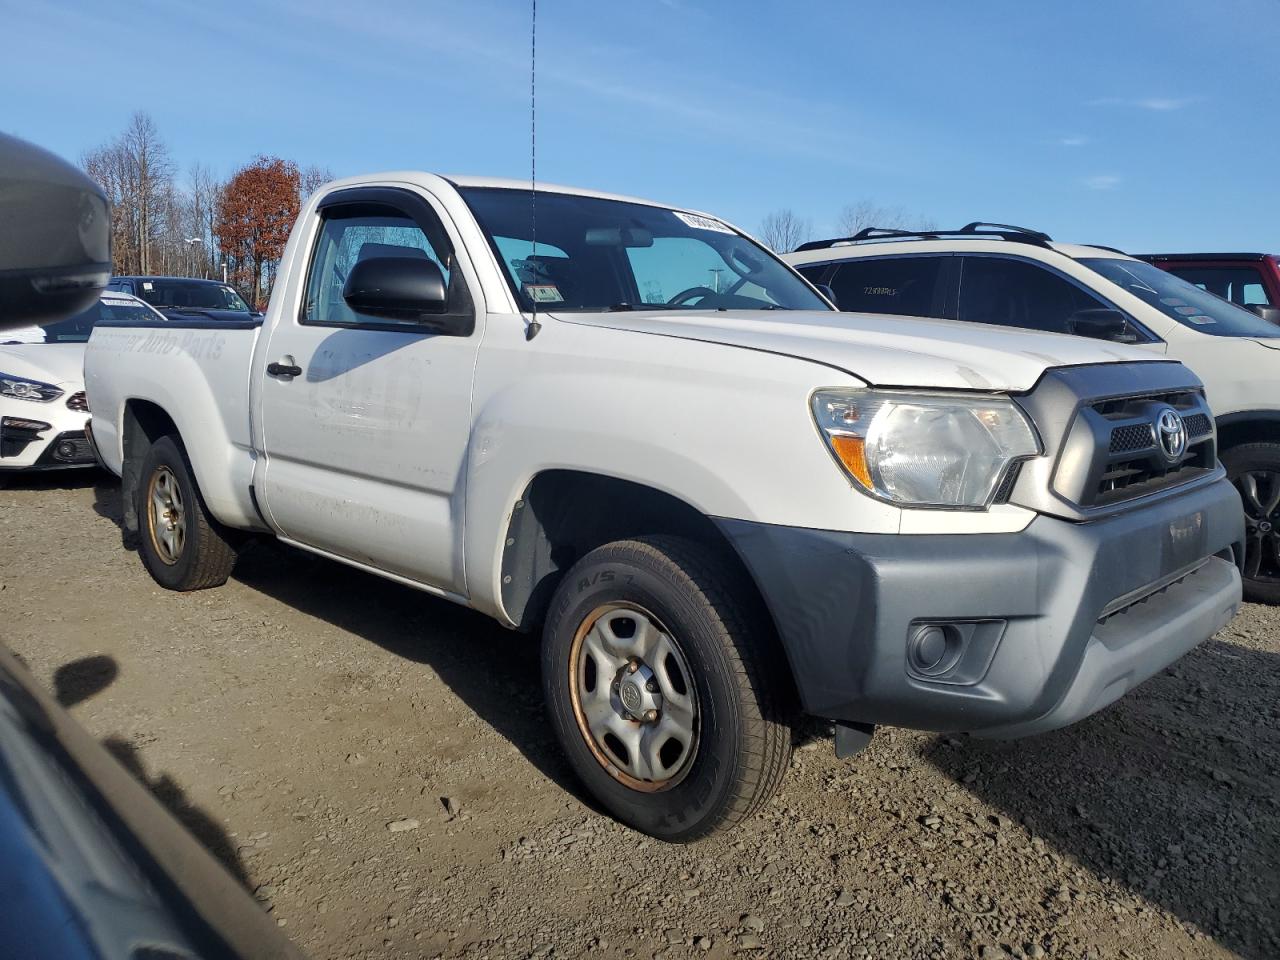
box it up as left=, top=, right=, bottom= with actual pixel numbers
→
left=84, top=316, right=267, bottom=531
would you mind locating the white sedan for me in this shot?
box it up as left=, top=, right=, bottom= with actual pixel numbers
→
left=0, top=291, right=162, bottom=482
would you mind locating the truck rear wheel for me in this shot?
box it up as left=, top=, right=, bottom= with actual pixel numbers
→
left=136, top=435, right=237, bottom=591
left=541, top=535, right=792, bottom=841
left=1223, top=442, right=1280, bottom=604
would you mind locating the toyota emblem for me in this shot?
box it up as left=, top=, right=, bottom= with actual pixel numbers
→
left=1156, top=408, right=1187, bottom=462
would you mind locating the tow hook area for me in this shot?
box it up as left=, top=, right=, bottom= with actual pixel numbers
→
left=834, top=721, right=875, bottom=758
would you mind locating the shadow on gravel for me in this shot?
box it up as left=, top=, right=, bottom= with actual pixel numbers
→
left=53, top=655, right=252, bottom=887
left=922, top=638, right=1280, bottom=960
left=90, top=482, right=590, bottom=803
left=91, top=473, right=137, bottom=552
left=231, top=539, right=594, bottom=807
left=0, top=467, right=101, bottom=492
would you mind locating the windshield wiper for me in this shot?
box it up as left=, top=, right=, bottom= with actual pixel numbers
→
left=605, top=302, right=685, bottom=312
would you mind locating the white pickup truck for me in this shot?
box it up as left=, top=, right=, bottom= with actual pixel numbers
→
left=85, top=173, right=1245, bottom=840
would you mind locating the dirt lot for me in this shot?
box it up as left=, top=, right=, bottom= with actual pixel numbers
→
left=1, top=471, right=1277, bottom=960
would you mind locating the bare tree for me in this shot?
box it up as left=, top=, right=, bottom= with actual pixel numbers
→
left=83, top=140, right=136, bottom=273
left=299, top=164, right=334, bottom=202
left=836, top=201, right=935, bottom=237
left=82, top=112, right=175, bottom=275
left=759, top=208, right=812, bottom=253
left=188, top=162, right=225, bottom=278
left=121, top=112, right=173, bottom=273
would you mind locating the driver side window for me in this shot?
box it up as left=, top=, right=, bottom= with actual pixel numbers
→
left=302, top=205, right=451, bottom=328
left=627, top=237, right=756, bottom=305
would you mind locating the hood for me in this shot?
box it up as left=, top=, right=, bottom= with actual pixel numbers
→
left=555, top=310, right=1166, bottom=392
left=0, top=342, right=86, bottom=387
left=1252, top=337, right=1280, bottom=351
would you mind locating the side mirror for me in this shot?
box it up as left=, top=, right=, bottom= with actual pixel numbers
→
left=342, top=256, right=461, bottom=330
left=1068, top=308, right=1136, bottom=343
left=1249, top=304, right=1280, bottom=326
left=816, top=284, right=839, bottom=309
left=0, top=134, right=112, bottom=328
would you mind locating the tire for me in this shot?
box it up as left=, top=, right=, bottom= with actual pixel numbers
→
left=1222, top=442, right=1280, bottom=604
left=542, top=535, right=793, bottom=841
left=135, top=435, right=237, bottom=591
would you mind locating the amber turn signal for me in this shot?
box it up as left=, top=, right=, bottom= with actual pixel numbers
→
left=830, top=435, right=873, bottom=488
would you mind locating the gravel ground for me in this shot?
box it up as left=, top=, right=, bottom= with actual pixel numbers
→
left=1, top=471, right=1277, bottom=960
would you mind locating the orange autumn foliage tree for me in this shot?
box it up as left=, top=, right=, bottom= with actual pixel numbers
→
left=215, top=156, right=300, bottom=307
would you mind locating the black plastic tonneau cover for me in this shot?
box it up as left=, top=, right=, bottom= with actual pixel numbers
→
left=95, top=315, right=264, bottom=330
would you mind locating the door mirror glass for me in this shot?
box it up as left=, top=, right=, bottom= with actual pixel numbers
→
left=1067, top=308, right=1136, bottom=343
left=342, top=255, right=450, bottom=322
left=1249, top=303, right=1280, bottom=326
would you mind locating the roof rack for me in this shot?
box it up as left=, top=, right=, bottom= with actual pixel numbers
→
left=794, top=222, right=1053, bottom=253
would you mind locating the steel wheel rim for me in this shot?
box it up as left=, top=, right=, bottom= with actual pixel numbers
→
left=568, top=603, right=700, bottom=792
left=146, top=465, right=186, bottom=565
left=1235, top=469, right=1280, bottom=584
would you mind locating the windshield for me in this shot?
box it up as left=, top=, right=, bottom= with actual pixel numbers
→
left=1081, top=258, right=1280, bottom=339
left=133, top=279, right=251, bottom=313
left=459, top=187, right=830, bottom=313
left=0, top=297, right=161, bottom=344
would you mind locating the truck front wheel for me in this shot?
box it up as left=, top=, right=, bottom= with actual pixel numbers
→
left=136, top=435, right=238, bottom=591
left=541, top=536, right=792, bottom=841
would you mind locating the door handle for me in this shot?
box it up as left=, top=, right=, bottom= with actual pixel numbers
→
left=267, top=360, right=303, bottom=378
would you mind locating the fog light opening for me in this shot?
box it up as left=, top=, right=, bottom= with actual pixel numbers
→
left=908, top=623, right=964, bottom=677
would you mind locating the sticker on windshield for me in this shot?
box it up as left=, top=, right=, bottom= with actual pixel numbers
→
left=1160, top=297, right=1186, bottom=307
left=1187, top=315, right=1217, bottom=325
left=673, top=211, right=735, bottom=235
left=525, top=284, right=564, bottom=303
left=1174, top=306, right=1199, bottom=315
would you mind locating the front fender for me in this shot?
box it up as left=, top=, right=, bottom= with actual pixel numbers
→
left=462, top=321, right=900, bottom=622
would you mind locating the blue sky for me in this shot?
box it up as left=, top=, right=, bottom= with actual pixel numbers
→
left=3, top=0, right=1277, bottom=251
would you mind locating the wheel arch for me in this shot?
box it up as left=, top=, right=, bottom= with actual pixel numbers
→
left=1216, top=411, right=1280, bottom=452
left=120, top=399, right=180, bottom=533
left=498, top=470, right=778, bottom=641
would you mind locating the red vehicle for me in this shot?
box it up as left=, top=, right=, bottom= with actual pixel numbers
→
left=1137, top=253, right=1280, bottom=325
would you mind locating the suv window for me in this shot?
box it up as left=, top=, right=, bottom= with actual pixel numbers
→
left=302, top=205, right=452, bottom=327
left=958, top=256, right=1106, bottom=334
left=1165, top=265, right=1270, bottom=307
left=827, top=257, right=946, bottom=316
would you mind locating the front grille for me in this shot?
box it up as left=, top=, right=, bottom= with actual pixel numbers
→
left=1109, top=423, right=1155, bottom=454
left=1095, top=444, right=1214, bottom=505
left=1052, top=389, right=1218, bottom=509
left=1182, top=413, right=1212, bottom=438
left=66, top=391, right=88, bottom=412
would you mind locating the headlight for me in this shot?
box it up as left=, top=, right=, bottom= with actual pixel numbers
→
left=812, top=389, right=1040, bottom=509
left=0, top=373, right=63, bottom=402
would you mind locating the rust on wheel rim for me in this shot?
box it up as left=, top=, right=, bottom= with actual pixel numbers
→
left=146, top=465, right=186, bottom=566
left=568, top=602, right=700, bottom=793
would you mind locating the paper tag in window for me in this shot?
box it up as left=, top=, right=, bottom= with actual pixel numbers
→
left=142, top=281, right=154, bottom=290
left=673, top=211, right=734, bottom=234
left=525, top=284, right=564, bottom=303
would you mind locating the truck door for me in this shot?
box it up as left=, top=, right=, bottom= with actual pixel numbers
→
left=255, top=186, right=483, bottom=594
